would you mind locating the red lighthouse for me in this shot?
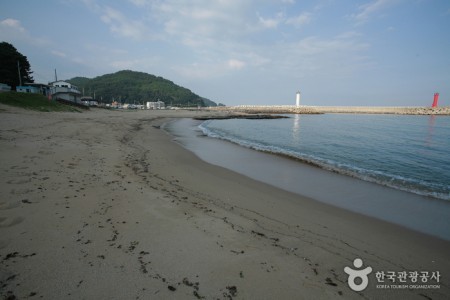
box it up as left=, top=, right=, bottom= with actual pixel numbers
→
left=432, top=93, right=439, bottom=107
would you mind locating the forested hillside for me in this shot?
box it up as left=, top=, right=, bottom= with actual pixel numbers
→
left=68, top=70, right=217, bottom=107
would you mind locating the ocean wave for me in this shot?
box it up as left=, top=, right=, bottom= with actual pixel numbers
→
left=199, top=122, right=450, bottom=201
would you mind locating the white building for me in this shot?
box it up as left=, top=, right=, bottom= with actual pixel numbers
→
left=81, top=96, right=98, bottom=106
left=146, top=100, right=165, bottom=109
left=50, top=80, right=81, bottom=103
left=296, top=91, right=301, bottom=107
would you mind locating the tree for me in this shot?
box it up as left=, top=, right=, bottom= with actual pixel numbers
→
left=0, top=42, right=34, bottom=89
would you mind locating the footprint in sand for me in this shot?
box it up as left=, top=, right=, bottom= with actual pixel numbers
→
left=0, top=201, right=21, bottom=210
left=0, top=216, right=24, bottom=228
left=10, top=165, right=28, bottom=170
left=7, top=178, right=31, bottom=184
left=10, top=188, right=34, bottom=195
left=38, top=150, right=55, bottom=155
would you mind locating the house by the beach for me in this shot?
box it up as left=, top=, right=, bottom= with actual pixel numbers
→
left=0, top=83, right=11, bottom=92
left=81, top=96, right=98, bottom=106
left=16, top=85, right=40, bottom=93
left=146, top=100, right=165, bottom=109
left=50, top=80, right=81, bottom=103
left=16, top=83, right=50, bottom=96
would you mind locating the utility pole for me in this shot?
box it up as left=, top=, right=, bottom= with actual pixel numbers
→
left=17, top=61, right=22, bottom=86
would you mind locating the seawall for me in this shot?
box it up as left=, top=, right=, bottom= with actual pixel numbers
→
left=206, top=105, right=450, bottom=115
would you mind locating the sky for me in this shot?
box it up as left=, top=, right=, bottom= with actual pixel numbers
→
left=1, top=0, right=449, bottom=106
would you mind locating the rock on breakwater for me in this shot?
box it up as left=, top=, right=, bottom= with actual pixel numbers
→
left=194, top=114, right=289, bottom=120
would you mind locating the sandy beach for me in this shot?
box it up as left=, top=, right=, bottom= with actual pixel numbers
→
left=1, top=105, right=449, bottom=299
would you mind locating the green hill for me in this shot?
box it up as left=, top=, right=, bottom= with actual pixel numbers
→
left=68, top=70, right=217, bottom=107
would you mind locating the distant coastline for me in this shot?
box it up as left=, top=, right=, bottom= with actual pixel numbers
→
left=207, top=105, right=450, bottom=115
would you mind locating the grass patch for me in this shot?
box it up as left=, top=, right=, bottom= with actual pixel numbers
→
left=0, top=92, right=81, bottom=112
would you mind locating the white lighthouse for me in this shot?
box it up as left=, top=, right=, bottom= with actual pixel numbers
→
left=295, top=91, right=301, bottom=107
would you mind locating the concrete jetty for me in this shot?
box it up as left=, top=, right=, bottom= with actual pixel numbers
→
left=206, top=105, right=450, bottom=115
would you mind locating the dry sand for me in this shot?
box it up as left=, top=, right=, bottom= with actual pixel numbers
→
left=0, top=105, right=449, bottom=299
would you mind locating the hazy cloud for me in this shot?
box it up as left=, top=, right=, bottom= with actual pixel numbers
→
left=227, top=59, right=246, bottom=70
left=152, top=1, right=253, bottom=43
left=352, top=0, right=398, bottom=24
left=128, top=0, right=147, bottom=7
left=286, top=12, right=312, bottom=27
left=100, top=6, right=150, bottom=40
left=51, top=50, right=67, bottom=58
left=335, top=31, right=362, bottom=39
left=258, top=14, right=281, bottom=29
left=0, top=17, right=51, bottom=48
left=1, top=18, right=26, bottom=32
left=271, top=35, right=371, bottom=77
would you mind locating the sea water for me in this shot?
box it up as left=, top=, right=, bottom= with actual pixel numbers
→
left=165, top=115, right=450, bottom=240
left=199, top=114, right=450, bottom=201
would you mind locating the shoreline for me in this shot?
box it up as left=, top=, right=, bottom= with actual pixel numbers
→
left=1, top=106, right=449, bottom=299
left=197, top=117, right=449, bottom=202
left=165, top=118, right=450, bottom=241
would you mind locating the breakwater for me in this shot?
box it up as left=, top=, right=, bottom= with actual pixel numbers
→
left=206, top=105, right=450, bottom=115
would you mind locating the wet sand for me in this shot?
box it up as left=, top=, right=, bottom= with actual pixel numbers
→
left=0, top=105, right=449, bottom=299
